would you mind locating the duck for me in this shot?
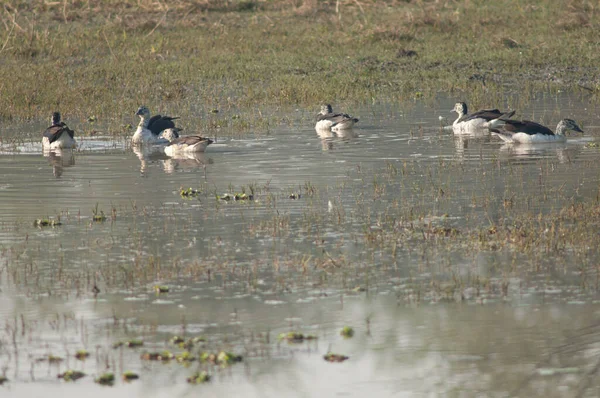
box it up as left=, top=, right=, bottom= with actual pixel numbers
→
left=316, top=104, right=359, bottom=131
left=451, top=102, right=515, bottom=131
left=161, top=128, right=214, bottom=156
left=490, top=118, right=583, bottom=144
left=42, top=112, right=77, bottom=149
left=131, top=106, right=180, bottom=145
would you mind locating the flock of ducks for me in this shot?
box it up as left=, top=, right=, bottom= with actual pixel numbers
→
left=41, top=101, right=584, bottom=153
left=450, top=101, right=584, bottom=143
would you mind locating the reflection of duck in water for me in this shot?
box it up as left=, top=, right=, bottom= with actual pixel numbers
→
left=315, top=104, right=359, bottom=131
left=132, top=144, right=170, bottom=175
left=498, top=142, right=579, bottom=164
left=451, top=102, right=514, bottom=133
left=44, top=149, right=76, bottom=178
left=162, top=152, right=213, bottom=174
left=131, top=106, right=180, bottom=145
left=316, top=127, right=358, bottom=151
left=491, top=118, right=583, bottom=144
left=42, top=112, right=77, bottom=149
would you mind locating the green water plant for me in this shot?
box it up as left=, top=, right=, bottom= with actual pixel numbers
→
left=95, top=373, right=115, bottom=386
left=113, top=339, right=144, bottom=348
left=75, top=349, right=90, bottom=360
left=278, top=332, right=318, bottom=343
left=34, top=218, right=62, bottom=227
left=122, top=371, right=139, bottom=381
left=340, top=326, right=354, bottom=338
left=141, top=351, right=174, bottom=361
left=58, top=370, right=86, bottom=382
left=187, top=371, right=210, bottom=384
left=92, top=203, right=107, bottom=222
left=324, top=352, right=349, bottom=363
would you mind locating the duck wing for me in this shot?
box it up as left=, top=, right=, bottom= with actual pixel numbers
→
left=148, top=115, right=180, bottom=135
left=502, top=119, right=554, bottom=135
left=168, top=135, right=212, bottom=146
left=456, top=108, right=502, bottom=123
left=317, top=112, right=357, bottom=124
left=43, top=123, right=74, bottom=143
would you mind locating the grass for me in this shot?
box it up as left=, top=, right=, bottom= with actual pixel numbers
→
left=0, top=0, right=599, bottom=134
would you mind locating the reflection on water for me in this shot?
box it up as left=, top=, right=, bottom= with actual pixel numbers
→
left=316, top=128, right=358, bottom=151
left=1, top=93, right=600, bottom=396
left=44, top=148, right=76, bottom=178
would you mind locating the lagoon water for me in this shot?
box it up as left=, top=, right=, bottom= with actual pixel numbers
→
left=2, top=93, right=600, bottom=397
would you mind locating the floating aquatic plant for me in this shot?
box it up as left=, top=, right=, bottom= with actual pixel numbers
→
left=340, top=326, right=354, bottom=338
left=217, top=193, right=254, bottom=201
left=141, top=350, right=174, bottom=361
left=75, top=349, right=90, bottom=360
left=113, top=339, right=144, bottom=348
left=92, top=203, right=106, bottom=222
left=154, top=285, right=170, bottom=293
left=95, top=373, right=115, bottom=386
left=199, top=351, right=242, bottom=366
left=58, top=370, right=86, bottom=382
left=323, top=352, right=349, bottom=363
left=180, top=187, right=201, bottom=198
left=122, top=371, right=139, bottom=381
left=34, top=218, right=61, bottom=227
left=278, top=332, right=317, bottom=343
left=175, top=351, right=197, bottom=363
left=187, top=371, right=210, bottom=384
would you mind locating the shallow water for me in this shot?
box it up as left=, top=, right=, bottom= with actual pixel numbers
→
left=2, top=92, right=600, bottom=397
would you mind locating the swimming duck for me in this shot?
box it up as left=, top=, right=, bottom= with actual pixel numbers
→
left=131, top=106, right=180, bottom=145
left=452, top=102, right=515, bottom=131
left=490, top=118, right=583, bottom=144
left=316, top=104, right=359, bottom=131
left=161, top=128, right=213, bottom=155
left=42, top=112, right=77, bottom=149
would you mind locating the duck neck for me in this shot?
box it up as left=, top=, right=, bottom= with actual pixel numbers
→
left=138, top=115, right=150, bottom=128
left=555, top=122, right=567, bottom=136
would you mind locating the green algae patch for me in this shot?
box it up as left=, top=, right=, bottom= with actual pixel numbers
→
left=187, top=371, right=211, bottom=384
left=278, top=332, right=318, bottom=343
left=323, top=352, right=349, bottom=363
left=340, top=326, right=355, bottom=338
left=122, top=371, right=139, bottom=382
left=58, top=370, right=86, bottom=382
left=95, top=373, right=115, bottom=386
left=75, top=349, right=90, bottom=360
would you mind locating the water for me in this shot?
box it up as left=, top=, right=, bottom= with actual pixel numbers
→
left=2, top=92, right=600, bottom=397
